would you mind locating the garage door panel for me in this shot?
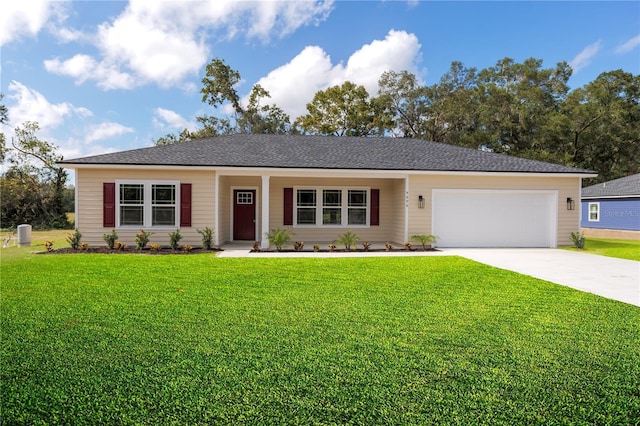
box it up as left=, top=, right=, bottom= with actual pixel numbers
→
left=433, top=190, right=555, bottom=248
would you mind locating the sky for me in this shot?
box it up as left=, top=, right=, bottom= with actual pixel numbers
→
left=1, top=0, right=639, bottom=163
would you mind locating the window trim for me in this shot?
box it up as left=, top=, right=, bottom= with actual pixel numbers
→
left=293, top=186, right=370, bottom=228
left=588, top=202, right=600, bottom=222
left=115, top=180, right=181, bottom=228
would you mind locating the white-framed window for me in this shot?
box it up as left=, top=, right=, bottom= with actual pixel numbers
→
left=294, top=187, right=369, bottom=227
left=588, top=202, right=600, bottom=222
left=116, top=180, right=179, bottom=227
left=236, top=191, right=254, bottom=205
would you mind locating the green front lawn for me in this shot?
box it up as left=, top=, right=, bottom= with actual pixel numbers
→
left=565, top=237, right=640, bottom=261
left=1, top=253, right=639, bottom=424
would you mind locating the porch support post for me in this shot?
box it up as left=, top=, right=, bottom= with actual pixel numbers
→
left=261, top=175, right=270, bottom=249
left=404, top=175, right=410, bottom=243
left=214, top=173, right=220, bottom=246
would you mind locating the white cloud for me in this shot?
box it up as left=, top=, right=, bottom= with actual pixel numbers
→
left=43, top=0, right=334, bottom=90
left=0, top=81, right=132, bottom=163
left=45, top=54, right=136, bottom=90
left=153, top=108, right=198, bottom=131
left=254, top=30, right=423, bottom=119
left=251, top=46, right=340, bottom=119
left=344, top=30, right=422, bottom=92
left=242, top=1, right=334, bottom=40
left=0, top=1, right=70, bottom=46
left=615, top=34, right=640, bottom=54
left=570, top=41, right=602, bottom=73
left=6, top=81, right=92, bottom=129
left=50, top=26, right=87, bottom=44
left=85, top=122, right=135, bottom=143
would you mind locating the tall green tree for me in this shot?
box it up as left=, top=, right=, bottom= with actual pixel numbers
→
left=155, top=58, right=290, bottom=145
left=236, top=84, right=290, bottom=134
left=200, top=58, right=290, bottom=135
left=472, top=57, right=571, bottom=155
left=0, top=93, right=8, bottom=162
left=377, top=70, right=428, bottom=138
left=551, top=70, right=640, bottom=183
left=1, top=122, right=70, bottom=228
left=423, top=62, right=481, bottom=146
left=295, top=81, right=391, bottom=136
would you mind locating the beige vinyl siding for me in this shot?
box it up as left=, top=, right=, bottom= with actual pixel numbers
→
left=76, top=168, right=216, bottom=247
left=75, top=167, right=581, bottom=248
left=407, top=174, right=581, bottom=246
left=266, top=177, right=404, bottom=244
left=389, top=179, right=408, bottom=243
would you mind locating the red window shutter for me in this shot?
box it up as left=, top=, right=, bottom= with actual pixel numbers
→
left=283, top=188, right=293, bottom=225
left=370, top=189, right=380, bottom=226
left=103, top=182, right=116, bottom=227
left=180, top=183, right=192, bottom=227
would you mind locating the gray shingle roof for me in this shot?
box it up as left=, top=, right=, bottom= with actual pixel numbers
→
left=59, top=134, right=594, bottom=174
left=582, top=174, right=640, bottom=198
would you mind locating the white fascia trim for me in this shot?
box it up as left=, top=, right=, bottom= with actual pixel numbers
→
left=581, top=195, right=640, bottom=200
left=60, top=163, right=597, bottom=179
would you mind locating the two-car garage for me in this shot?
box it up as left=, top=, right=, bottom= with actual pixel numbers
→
left=432, top=189, right=557, bottom=248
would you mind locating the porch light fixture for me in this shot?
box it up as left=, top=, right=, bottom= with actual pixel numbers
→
left=418, top=195, right=425, bottom=209
left=566, top=197, right=575, bottom=210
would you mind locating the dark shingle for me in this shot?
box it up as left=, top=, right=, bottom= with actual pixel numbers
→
left=582, top=174, right=640, bottom=198
left=59, top=134, right=594, bottom=174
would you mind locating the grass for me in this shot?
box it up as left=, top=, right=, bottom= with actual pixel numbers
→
left=1, top=250, right=639, bottom=425
left=564, top=237, right=640, bottom=261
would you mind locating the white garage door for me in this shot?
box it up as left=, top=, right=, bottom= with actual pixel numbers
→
left=433, top=190, right=557, bottom=248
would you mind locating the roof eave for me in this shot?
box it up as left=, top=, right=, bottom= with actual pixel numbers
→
left=57, top=162, right=597, bottom=178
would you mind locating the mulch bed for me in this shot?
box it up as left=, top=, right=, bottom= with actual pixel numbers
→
left=250, top=248, right=440, bottom=253
left=38, top=247, right=440, bottom=255
left=38, top=247, right=222, bottom=255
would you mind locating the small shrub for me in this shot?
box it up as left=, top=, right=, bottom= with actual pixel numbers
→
left=313, top=244, right=320, bottom=252
left=337, top=231, right=359, bottom=251
left=44, top=240, right=54, bottom=252
left=197, top=227, right=214, bottom=250
left=183, top=244, right=193, bottom=252
left=168, top=229, right=182, bottom=250
left=328, top=243, right=336, bottom=251
left=103, top=230, right=118, bottom=249
left=135, top=229, right=153, bottom=250
left=362, top=242, right=371, bottom=251
left=266, top=228, right=294, bottom=251
left=252, top=241, right=261, bottom=252
left=293, top=241, right=305, bottom=251
left=410, top=234, right=438, bottom=250
left=79, top=242, right=89, bottom=250
left=404, top=242, right=412, bottom=250
left=149, top=243, right=161, bottom=252
left=385, top=242, right=393, bottom=251
left=66, top=229, right=82, bottom=250
left=570, top=231, right=585, bottom=249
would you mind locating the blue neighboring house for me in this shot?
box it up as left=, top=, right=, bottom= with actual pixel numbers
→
left=581, top=174, right=640, bottom=232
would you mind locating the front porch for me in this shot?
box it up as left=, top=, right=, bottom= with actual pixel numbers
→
left=215, top=171, right=413, bottom=249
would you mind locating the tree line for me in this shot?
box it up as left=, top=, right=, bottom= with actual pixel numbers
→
left=0, top=99, right=73, bottom=229
left=1, top=57, right=638, bottom=229
left=157, top=57, right=639, bottom=184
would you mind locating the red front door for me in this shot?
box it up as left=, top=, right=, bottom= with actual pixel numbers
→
left=233, top=190, right=256, bottom=240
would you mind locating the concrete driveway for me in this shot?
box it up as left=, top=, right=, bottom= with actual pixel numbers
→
left=450, top=249, right=640, bottom=307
